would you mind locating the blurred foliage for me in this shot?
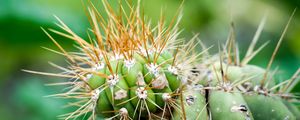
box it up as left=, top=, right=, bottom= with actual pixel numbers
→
left=12, top=78, right=74, bottom=120
left=0, top=0, right=299, bottom=119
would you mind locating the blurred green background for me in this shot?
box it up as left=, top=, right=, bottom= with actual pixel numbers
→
left=0, top=0, right=299, bottom=119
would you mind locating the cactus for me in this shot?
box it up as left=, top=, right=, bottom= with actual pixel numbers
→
left=24, top=0, right=300, bottom=120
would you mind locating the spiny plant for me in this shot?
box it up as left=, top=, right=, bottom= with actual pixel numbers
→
left=24, top=0, right=300, bottom=120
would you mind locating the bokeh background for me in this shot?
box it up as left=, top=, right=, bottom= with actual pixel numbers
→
left=0, top=0, right=299, bottom=119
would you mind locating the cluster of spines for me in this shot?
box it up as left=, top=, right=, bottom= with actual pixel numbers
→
left=198, top=8, right=299, bottom=120
left=25, top=0, right=205, bottom=119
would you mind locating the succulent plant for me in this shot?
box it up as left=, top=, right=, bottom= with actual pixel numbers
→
left=25, top=0, right=300, bottom=120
